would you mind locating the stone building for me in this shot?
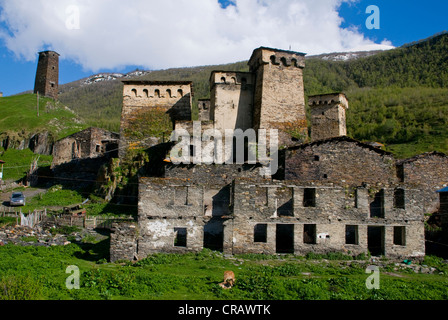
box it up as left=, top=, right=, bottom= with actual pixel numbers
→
left=396, top=152, right=448, bottom=213
left=111, top=175, right=425, bottom=260
left=110, top=46, right=445, bottom=262
left=51, top=127, right=119, bottom=168
left=51, top=127, right=119, bottom=184
left=119, top=80, right=193, bottom=157
left=197, top=99, right=211, bottom=121
left=34, top=51, right=60, bottom=100
left=309, top=93, right=349, bottom=141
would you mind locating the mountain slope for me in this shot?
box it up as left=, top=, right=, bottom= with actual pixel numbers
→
left=0, top=94, right=86, bottom=140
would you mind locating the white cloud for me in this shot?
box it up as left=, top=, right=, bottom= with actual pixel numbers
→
left=0, top=0, right=394, bottom=71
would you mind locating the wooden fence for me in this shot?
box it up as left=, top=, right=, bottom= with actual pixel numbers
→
left=0, top=209, right=46, bottom=228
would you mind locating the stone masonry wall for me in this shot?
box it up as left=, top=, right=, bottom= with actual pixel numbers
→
left=133, top=176, right=425, bottom=259
left=34, top=51, right=59, bottom=100
left=210, top=71, right=254, bottom=131
left=310, top=93, right=348, bottom=141
left=229, top=178, right=425, bottom=259
left=285, top=137, right=398, bottom=187
left=399, top=152, right=448, bottom=213
left=110, top=221, right=138, bottom=262
left=52, top=127, right=119, bottom=168
left=249, top=47, right=307, bottom=146
left=119, top=81, right=192, bottom=157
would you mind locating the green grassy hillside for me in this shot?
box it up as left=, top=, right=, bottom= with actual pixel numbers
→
left=0, top=94, right=87, bottom=140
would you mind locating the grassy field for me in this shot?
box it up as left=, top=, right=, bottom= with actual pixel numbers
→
left=0, top=234, right=447, bottom=301
left=0, top=94, right=86, bottom=139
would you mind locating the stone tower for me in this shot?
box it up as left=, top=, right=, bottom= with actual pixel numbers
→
left=248, top=47, right=307, bottom=146
left=209, top=71, right=254, bottom=131
left=34, top=50, right=60, bottom=100
left=309, top=93, right=349, bottom=141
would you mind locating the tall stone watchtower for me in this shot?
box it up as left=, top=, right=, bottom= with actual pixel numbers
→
left=309, top=93, right=349, bottom=141
left=248, top=47, right=307, bottom=146
left=34, top=51, right=60, bottom=100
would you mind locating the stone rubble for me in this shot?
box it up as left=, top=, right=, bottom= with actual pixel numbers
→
left=0, top=224, right=107, bottom=247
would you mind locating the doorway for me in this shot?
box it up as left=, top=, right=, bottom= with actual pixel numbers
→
left=368, top=226, right=385, bottom=256
left=276, top=224, right=294, bottom=254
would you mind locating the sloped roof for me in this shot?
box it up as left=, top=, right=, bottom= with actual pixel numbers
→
left=397, top=151, right=447, bottom=165
left=286, top=135, right=393, bottom=156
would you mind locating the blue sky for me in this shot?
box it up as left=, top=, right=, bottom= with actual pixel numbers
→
left=0, top=0, right=447, bottom=97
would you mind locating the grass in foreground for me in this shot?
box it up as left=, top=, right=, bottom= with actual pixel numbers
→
left=0, top=241, right=447, bottom=300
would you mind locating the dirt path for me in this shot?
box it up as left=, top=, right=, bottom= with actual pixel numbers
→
left=0, top=187, right=47, bottom=207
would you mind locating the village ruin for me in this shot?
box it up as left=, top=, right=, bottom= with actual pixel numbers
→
left=108, top=47, right=448, bottom=262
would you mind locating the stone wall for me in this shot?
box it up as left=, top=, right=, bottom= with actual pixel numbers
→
left=132, top=176, right=425, bottom=259
left=110, top=222, right=138, bottom=262
left=229, top=178, right=425, bottom=258
left=284, top=136, right=397, bottom=187
left=137, top=177, right=208, bottom=256
left=398, top=152, right=448, bottom=213
left=197, top=99, right=211, bottom=121
left=119, top=81, right=193, bottom=157
left=309, top=93, right=348, bottom=141
left=52, top=127, right=119, bottom=168
left=164, top=163, right=264, bottom=186
left=210, top=71, right=254, bottom=131
left=34, top=51, right=59, bottom=100
left=249, top=47, right=307, bottom=146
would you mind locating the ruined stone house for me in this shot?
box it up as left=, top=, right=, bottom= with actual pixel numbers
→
left=109, top=46, right=446, bottom=262
left=51, top=127, right=119, bottom=183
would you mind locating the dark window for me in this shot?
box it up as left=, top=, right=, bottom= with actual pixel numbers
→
left=174, top=228, right=187, bottom=247
left=394, top=188, right=405, bottom=209
left=370, top=190, right=384, bottom=218
left=303, top=188, right=316, bottom=207
left=254, top=224, right=267, bottom=243
left=396, top=164, right=404, bottom=182
left=291, top=58, right=298, bottom=67
left=393, top=226, right=406, bottom=246
left=276, top=224, right=294, bottom=253
left=154, top=89, right=160, bottom=98
left=166, top=89, right=172, bottom=98
left=314, top=155, right=320, bottom=161
left=178, top=89, right=183, bottom=97
left=303, top=224, right=316, bottom=244
left=345, top=225, right=358, bottom=245
left=280, top=57, right=287, bottom=66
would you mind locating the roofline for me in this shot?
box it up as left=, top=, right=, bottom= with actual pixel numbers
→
left=121, top=80, right=193, bottom=85
left=286, top=136, right=393, bottom=156
left=38, top=50, right=60, bottom=56
left=397, top=151, right=447, bottom=164
left=255, top=46, right=307, bottom=56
